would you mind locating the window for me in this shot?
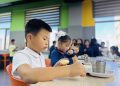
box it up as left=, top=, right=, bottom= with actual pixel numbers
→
left=0, top=29, right=6, bottom=50
left=93, top=0, right=120, bottom=18
left=95, top=16, right=120, bottom=48
left=5, top=29, right=10, bottom=49
left=26, top=5, right=60, bottom=48
left=0, top=12, right=11, bottom=50
left=0, top=29, right=10, bottom=50
left=26, top=5, right=60, bottom=26
left=49, top=26, right=58, bottom=48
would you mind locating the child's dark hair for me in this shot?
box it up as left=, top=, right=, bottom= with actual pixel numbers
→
left=84, top=39, right=89, bottom=44
left=110, top=46, right=119, bottom=53
left=25, top=19, right=52, bottom=37
left=53, top=41, right=56, bottom=44
left=11, top=39, right=15, bottom=42
left=58, top=35, right=71, bottom=43
left=90, top=38, right=97, bottom=46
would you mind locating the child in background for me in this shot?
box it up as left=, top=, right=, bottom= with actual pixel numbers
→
left=77, top=39, right=84, bottom=56
left=66, top=44, right=79, bottom=62
left=83, top=40, right=93, bottom=57
left=49, top=41, right=56, bottom=59
left=99, top=42, right=109, bottom=57
left=50, top=35, right=79, bottom=66
left=12, top=19, right=86, bottom=85
left=110, top=46, right=120, bottom=58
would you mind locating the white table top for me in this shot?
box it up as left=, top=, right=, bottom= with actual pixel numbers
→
left=34, top=62, right=120, bottom=86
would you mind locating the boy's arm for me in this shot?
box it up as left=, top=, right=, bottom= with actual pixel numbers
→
left=72, top=55, right=78, bottom=63
left=16, top=62, right=86, bottom=84
left=16, top=64, right=70, bottom=84
left=51, top=51, right=60, bottom=66
left=67, top=57, right=73, bottom=64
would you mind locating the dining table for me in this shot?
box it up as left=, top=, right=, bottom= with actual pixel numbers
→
left=34, top=59, right=120, bottom=86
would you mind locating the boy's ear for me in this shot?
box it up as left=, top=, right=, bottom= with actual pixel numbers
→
left=58, top=41, right=61, bottom=45
left=26, top=33, right=33, bottom=41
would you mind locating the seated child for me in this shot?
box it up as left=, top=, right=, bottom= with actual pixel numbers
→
left=66, top=45, right=79, bottom=62
left=12, top=19, right=86, bottom=86
left=50, top=35, right=79, bottom=66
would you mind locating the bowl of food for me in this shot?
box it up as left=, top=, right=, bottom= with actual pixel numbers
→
left=59, top=59, right=69, bottom=65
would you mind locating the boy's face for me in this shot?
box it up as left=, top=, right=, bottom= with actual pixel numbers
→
left=11, top=41, right=15, bottom=45
left=53, top=43, right=56, bottom=46
left=110, top=49, right=115, bottom=54
left=85, top=41, right=89, bottom=46
left=27, top=29, right=50, bottom=53
left=58, top=41, right=71, bottom=52
left=77, top=40, right=81, bottom=44
left=101, top=43, right=105, bottom=47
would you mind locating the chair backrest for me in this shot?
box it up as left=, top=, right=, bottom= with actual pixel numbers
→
left=6, top=64, right=29, bottom=86
left=45, top=58, right=51, bottom=67
left=2, top=53, right=9, bottom=57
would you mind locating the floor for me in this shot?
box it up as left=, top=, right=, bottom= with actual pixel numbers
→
left=0, top=70, right=10, bottom=86
left=0, top=52, right=49, bottom=86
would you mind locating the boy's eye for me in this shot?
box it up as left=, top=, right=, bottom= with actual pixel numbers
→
left=43, top=38, right=46, bottom=40
left=66, top=45, right=69, bottom=47
left=43, top=37, right=49, bottom=41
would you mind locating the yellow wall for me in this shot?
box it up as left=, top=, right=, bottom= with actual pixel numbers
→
left=82, top=0, right=95, bottom=27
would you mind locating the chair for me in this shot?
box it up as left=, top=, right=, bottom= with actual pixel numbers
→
left=45, top=58, right=51, bottom=67
left=6, top=64, right=29, bottom=86
left=0, top=53, right=10, bottom=70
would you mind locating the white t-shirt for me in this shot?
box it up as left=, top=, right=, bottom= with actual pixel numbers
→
left=9, top=44, right=16, bottom=57
left=99, top=47, right=109, bottom=57
left=12, top=47, right=46, bottom=86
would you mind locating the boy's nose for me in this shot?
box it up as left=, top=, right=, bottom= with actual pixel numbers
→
left=46, top=42, right=48, bottom=46
left=66, top=48, right=69, bottom=51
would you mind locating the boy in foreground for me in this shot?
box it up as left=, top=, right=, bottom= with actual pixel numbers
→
left=12, top=19, right=86, bottom=86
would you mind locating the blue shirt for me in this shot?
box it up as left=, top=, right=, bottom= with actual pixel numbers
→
left=77, top=45, right=84, bottom=56
left=49, top=45, right=56, bottom=59
left=50, top=48, right=73, bottom=66
left=91, top=44, right=101, bottom=57
left=83, top=46, right=94, bottom=57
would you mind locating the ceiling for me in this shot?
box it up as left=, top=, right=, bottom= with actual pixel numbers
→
left=0, top=0, right=45, bottom=8
left=0, top=0, right=84, bottom=8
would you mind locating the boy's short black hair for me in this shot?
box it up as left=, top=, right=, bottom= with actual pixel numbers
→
left=58, top=35, right=71, bottom=43
left=53, top=41, right=56, bottom=44
left=111, top=46, right=118, bottom=52
left=25, top=19, right=52, bottom=37
left=101, top=42, right=105, bottom=45
left=11, top=39, right=15, bottom=42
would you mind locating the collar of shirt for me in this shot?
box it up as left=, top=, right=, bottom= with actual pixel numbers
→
left=25, top=47, right=41, bottom=58
left=56, top=48, right=64, bottom=54
left=55, top=48, right=68, bottom=58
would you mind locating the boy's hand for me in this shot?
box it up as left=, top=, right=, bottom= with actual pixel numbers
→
left=72, top=55, right=78, bottom=63
left=67, top=50, right=74, bottom=55
left=54, top=58, right=69, bottom=67
left=69, top=62, right=86, bottom=77
left=72, top=46, right=79, bottom=54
